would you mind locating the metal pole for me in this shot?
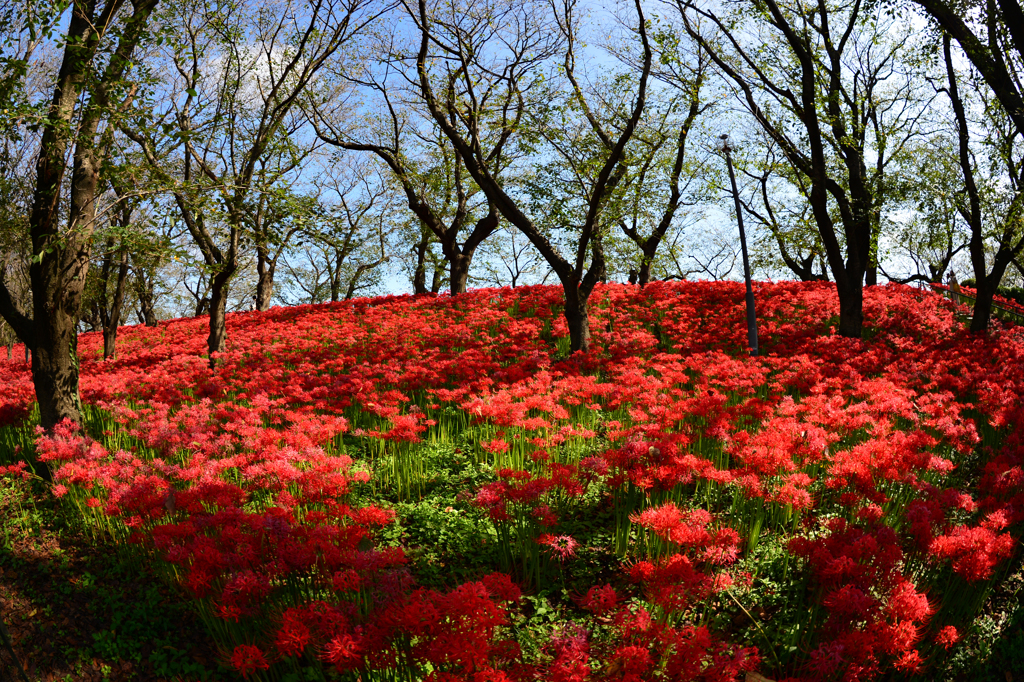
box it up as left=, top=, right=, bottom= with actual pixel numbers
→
left=721, top=135, right=759, bottom=356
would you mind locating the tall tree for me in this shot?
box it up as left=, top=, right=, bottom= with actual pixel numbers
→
left=125, top=0, right=389, bottom=366
left=738, top=139, right=829, bottom=282
left=312, top=58, right=502, bottom=295
left=83, top=180, right=135, bottom=359
left=675, top=0, right=929, bottom=337
left=910, top=0, right=1024, bottom=140
left=878, top=135, right=968, bottom=286
left=280, top=157, right=394, bottom=303
left=606, top=22, right=714, bottom=286
left=409, top=0, right=652, bottom=351
left=941, top=33, right=1024, bottom=331
left=0, top=0, right=159, bottom=429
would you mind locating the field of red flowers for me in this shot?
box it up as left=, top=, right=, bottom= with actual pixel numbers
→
left=1, top=280, right=1023, bottom=682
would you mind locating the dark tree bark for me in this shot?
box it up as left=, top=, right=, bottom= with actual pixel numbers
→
left=255, top=247, right=276, bottom=311
left=92, top=233, right=130, bottom=360
left=102, top=245, right=129, bottom=360
left=412, top=230, right=431, bottom=295
left=0, top=0, right=158, bottom=430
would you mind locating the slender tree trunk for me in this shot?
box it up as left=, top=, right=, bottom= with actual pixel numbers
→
left=255, top=247, right=275, bottom=311
left=412, top=238, right=429, bottom=294
left=430, top=263, right=444, bottom=293
left=207, top=267, right=234, bottom=368
left=103, top=248, right=129, bottom=360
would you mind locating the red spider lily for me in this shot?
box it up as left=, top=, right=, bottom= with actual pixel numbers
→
left=229, top=644, right=270, bottom=678
left=538, top=534, right=579, bottom=561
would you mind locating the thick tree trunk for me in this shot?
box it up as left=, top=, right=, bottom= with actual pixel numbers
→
left=31, top=311, right=84, bottom=431
left=449, top=251, right=473, bottom=295
left=835, top=278, right=864, bottom=338
left=562, top=286, right=591, bottom=352
left=970, top=279, right=996, bottom=333
left=207, top=267, right=234, bottom=368
left=970, top=256, right=1015, bottom=332
left=637, top=246, right=657, bottom=287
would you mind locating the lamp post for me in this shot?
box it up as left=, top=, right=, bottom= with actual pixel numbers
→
left=720, top=134, right=759, bottom=356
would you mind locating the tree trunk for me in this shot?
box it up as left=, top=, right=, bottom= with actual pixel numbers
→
left=430, top=263, right=444, bottom=293
left=412, top=238, right=429, bottom=294
left=255, top=247, right=275, bottom=311
left=970, top=278, right=997, bottom=333
left=449, top=251, right=473, bottom=295
left=103, top=248, right=129, bottom=360
left=637, top=245, right=657, bottom=287
left=31, top=310, right=84, bottom=431
left=207, top=267, right=234, bottom=368
left=835, top=278, right=864, bottom=337
left=138, top=283, right=158, bottom=326
left=563, top=286, right=591, bottom=352
left=865, top=262, right=877, bottom=286
left=970, top=255, right=1016, bottom=332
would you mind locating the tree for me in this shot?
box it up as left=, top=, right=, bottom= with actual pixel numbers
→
left=878, top=136, right=968, bottom=286
left=409, top=0, right=652, bottom=351
left=81, top=180, right=135, bottom=359
left=607, top=21, right=715, bottom=286
left=0, top=0, right=159, bottom=429
left=675, top=0, right=929, bottom=337
left=738, top=139, right=829, bottom=282
left=941, top=33, right=1024, bottom=331
left=474, top=224, right=553, bottom=288
left=312, top=50, right=502, bottom=296
left=280, top=156, right=394, bottom=303
left=910, top=0, right=1024, bottom=141
left=125, top=0, right=388, bottom=366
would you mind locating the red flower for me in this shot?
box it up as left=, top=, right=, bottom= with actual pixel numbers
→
left=539, top=534, right=579, bottom=561
left=580, top=584, right=618, bottom=616
left=230, top=644, right=270, bottom=678
left=935, top=625, right=960, bottom=650
left=322, top=633, right=362, bottom=671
